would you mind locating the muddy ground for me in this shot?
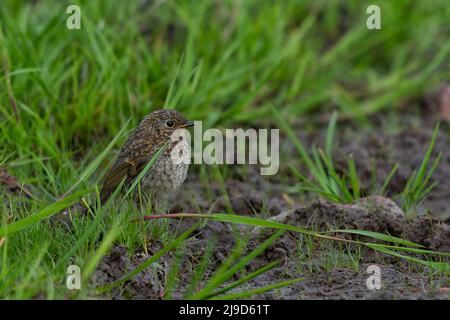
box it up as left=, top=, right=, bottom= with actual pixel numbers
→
left=92, top=107, right=450, bottom=300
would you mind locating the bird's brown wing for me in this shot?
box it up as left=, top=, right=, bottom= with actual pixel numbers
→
left=100, top=157, right=149, bottom=205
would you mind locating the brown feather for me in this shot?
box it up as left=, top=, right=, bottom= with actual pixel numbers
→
left=100, top=155, right=154, bottom=204
left=100, top=160, right=133, bottom=204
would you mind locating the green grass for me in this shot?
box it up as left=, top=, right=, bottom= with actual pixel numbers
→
left=277, top=110, right=368, bottom=203
left=278, top=109, right=441, bottom=215
left=1, top=0, right=450, bottom=299
left=400, top=124, right=442, bottom=216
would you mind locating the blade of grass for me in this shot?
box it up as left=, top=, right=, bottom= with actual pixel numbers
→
left=380, top=163, right=398, bottom=195
left=136, top=213, right=449, bottom=268
left=326, top=229, right=423, bottom=248
left=82, top=215, right=125, bottom=282
left=207, top=260, right=280, bottom=298
left=413, top=123, right=439, bottom=188
left=325, top=111, right=337, bottom=160
left=210, top=277, right=304, bottom=300
left=190, top=230, right=285, bottom=300
left=0, top=189, right=92, bottom=237
left=348, top=155, right=360, bottom=199
left=367, top=245, right=449, bottom=271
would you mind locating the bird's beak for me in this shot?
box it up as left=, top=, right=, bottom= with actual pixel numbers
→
left=178, top=121, right=194, bottom=128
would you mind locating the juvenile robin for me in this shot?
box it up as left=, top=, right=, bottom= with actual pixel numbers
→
left=99, top=109, right=193, bottom=211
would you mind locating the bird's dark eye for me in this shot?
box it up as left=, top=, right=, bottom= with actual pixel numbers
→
left=165, top=120, right=174, bottom=127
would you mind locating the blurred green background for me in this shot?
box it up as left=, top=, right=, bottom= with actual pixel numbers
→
left=2, top=0, right=450, bottom=144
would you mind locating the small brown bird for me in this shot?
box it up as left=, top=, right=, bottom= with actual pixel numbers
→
left=99, top=109, right=193, bottom=211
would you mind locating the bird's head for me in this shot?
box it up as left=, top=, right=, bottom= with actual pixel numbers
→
left=138, top=109, right=194, bottom=140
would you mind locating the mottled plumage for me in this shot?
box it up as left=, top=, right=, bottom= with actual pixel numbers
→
left=100, top=109, right=193, bottom=210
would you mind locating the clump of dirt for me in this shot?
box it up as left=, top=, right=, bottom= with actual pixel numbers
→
left=0, top=167, right=34, bottom=199
left=290, top=196, right=450, bottom=252
left=334, top=122, right=450, bottom=218
left=93, top=245, right=165, bottom=299
left=295, top=196, right=405, bottom=235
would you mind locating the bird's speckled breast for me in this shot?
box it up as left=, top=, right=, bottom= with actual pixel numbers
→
left=140, top=129, right=190, bottom=206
